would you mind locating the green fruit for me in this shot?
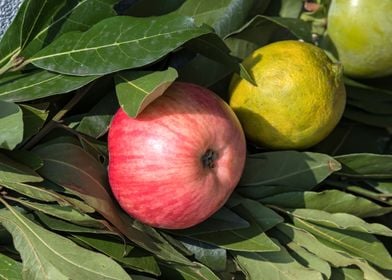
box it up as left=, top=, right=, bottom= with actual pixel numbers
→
left=327, top=0, right=392, bottom=78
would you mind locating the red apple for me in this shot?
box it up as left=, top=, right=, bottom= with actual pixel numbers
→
left=108, top=82, right=246, bottom=229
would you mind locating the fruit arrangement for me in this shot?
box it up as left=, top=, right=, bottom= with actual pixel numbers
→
left=0, top=0, right=391, bottom=279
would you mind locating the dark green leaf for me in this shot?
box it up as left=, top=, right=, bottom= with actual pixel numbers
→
left=21, top=0, right=118, bottom=57
left=367, top=180, right=392, bottom=195
left=0, top=101, right=23, bottom=150
left=30, top=14, right=212, bottom=75
left=238, top=151, right=341, bottom=198
left=234, top=240, right=323, bottom=280
left=160, top=262, right=221, bottom=280
left=261, top=16, right=313, bottom=42
left=293, top=217, right=392, bottom=270
left=72, top=234, right=160, bottom=276
left=187, top=199, right=281, bottom=252
left=115, top=68, right=178, bottom=118
left=20, top=104, right=48, bottom=141
left=76, top=91, right=118, bottom=138
left=175, top=0, right=255, bottom=38
left=33, top=142, right=192, bottom=265
left=0, top=153, right=42, bottom=183
left=0, top=70, right=98, bottom=102
left=335, top=153, right=392, bottom=179
left=261, top=190, right=392, bottom=218
left=276, top=223, right=388, bottom=280
left=173, top=206, right=250, bottom=236
left=180, top=238, right=227, bottom=271
left=0, top=206, right=131, bottom=280
left=344, top=106, right=392, bottom=128
left=0, top=253, right=23, bottom=280
left=279, top=0, right=304, bottom=18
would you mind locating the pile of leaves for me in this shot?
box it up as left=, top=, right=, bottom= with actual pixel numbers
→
left=0, top=0, right=391, bottom=279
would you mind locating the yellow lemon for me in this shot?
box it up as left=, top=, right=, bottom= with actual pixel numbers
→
left=229, top=40, right=346, bottom=150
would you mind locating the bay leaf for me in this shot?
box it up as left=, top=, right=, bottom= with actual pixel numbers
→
left=0, top=252, right=23, bottom=280
left=291, top=208, right=392, bottom=237
left=276, top=223, right=388, bottom=280
left=160, top=261, right=220, bottom=280
left=234, top=240, right=323, bottom=280
left=0, top=101, right=23, bottom=150
left=0, top=70, right=98, bottom=102
left=30, top=14, right=212, bottom=75
left=0, top=206, right=131, bottom=280
left=0, top=153, right=42, bottom=183
left=335, top=153, right=392, bottom=179
left=115, top=67, right=178, bottom=118
left=261, top=190, right=392, bottom=218
left=238, top=151, right=340, bottom=198
left=293, top=218, right=392, bottom=270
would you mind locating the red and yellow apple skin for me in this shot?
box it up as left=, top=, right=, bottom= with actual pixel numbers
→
left=108, top=82, right=246, bottom=229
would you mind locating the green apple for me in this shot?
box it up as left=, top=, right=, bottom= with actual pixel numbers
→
left=327, top=0, right=392, bottom=78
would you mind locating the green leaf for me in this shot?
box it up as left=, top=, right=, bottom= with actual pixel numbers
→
left=160, top=262, right=221, bottom=280
left=0, top=153, right=42, bottom=183
left=234, top=240, right=324, bottom=280
left=335, top=153, right=392, bottom=179
left=115, top=68, right=178, bottom=118
left=367, top=180, right=392, bottom=195
left=9, top=198, right=105, bottom=228
left=1, top=181, right=63, bottom=203
left=293, top=217, right=392, bottom=270
left=175, top=0, right=255, bottom=38
left=276, top=223, right=388, bottom=280
left=261, top=190, right=392, bottom=218
left=30, top=14, right=212, bottom=76
left=20, top=104, right=49, bottom=141
left=0, top=70, right=98, bottom=102
left=0, top=253, right=23, bottom=280
left=187, top=199, right=281, bottom=252
left=344, top=106, right=392, bottom=128
left=286, top=241, right=331, bottom=279
left=0, top=206, right=131, bottom=280
left=238, top=151, right=341, bottom=198
left=72, top=234, right=160, bottom=276
left=180, top=238, right=227, bottom=271
left=0, top=101, right=23, bottom=150
left=33, top=142, right=192, bottom=265
left=279, top=0, right=304, bottom=18
left=331, top=267, right=364, bottom=280
left=291, top=209, right=392, bottom=237
left=173, top=206, right=250, bottom=236
left=261, top=16, right=313, bottom=42
left=21, top=0, right=118, bottom=57
left=76, top=91, right=118, bottom=138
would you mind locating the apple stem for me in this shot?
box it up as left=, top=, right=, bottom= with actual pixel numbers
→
left=202, top=149, right=218, bottom=169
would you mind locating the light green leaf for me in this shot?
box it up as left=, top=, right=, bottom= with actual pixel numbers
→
left=9, top=198, right=105, bottom=229
left=293, top=218, right=392, bottom=270
left=0, top=253, right=23, bottom=280
left=331, top=267, right=364, bottom=280
left=0, top=153, right=42, bottom=183
left=238, top=151, right=341, bottom=198
left=0, top=181, right=63, bottom=203
left=276, top=223, right=388, bottom=280
left=0, top=206, right=131, bottom=280
left=292, top=209, right=392, bottom=237
left=72, top=234, right=160, bottom=276
left=261, top=190, right=392, bottom=218
left=30, top=14, right=212, bottom=76
left=234, top=240, right=323, bottom=280
left=286, top=242, right=331, bottom=279
left=0, top=70, right=98, bottom=102
left=0, top=101, right=23, bottom=150
left=335, top=153, right=392, bottom=179
left=115, top=68, right=178, bottom=118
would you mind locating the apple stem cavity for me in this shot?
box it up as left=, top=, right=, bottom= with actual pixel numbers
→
left=202, top=149, right=218, bottom=169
